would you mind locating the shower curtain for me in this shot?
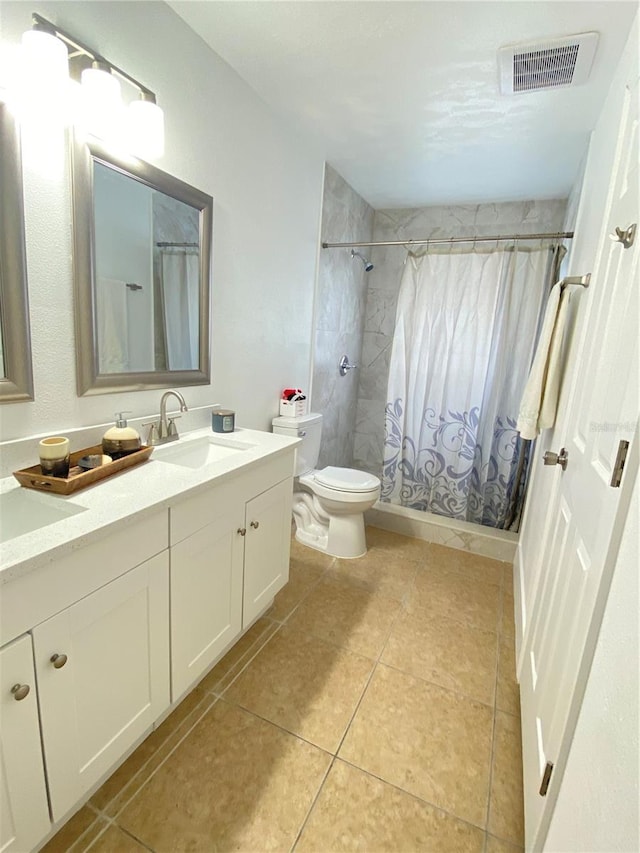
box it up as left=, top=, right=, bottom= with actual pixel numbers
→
left=382, top=244, right=561, bottom=529
left=160, top=249, right=200, bottom=370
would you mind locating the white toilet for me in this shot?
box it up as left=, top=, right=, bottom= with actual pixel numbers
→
left=272, top=412, right=380, bottom=559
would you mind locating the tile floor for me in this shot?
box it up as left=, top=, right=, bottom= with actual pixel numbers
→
left=44, top=527, right=524, bottom=853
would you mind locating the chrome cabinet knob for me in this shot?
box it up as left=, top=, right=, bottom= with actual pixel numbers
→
left=543, top=448, right=568, bottom=471
left=50, top=653, right=68, bottom=669
left=237, top=527, right=246, bottom=536
left=11, top=683, right=30, bottom=701
left=250, top=521, right=260, bottom=529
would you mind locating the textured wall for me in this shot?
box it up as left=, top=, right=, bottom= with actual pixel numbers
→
left=353, top=200, right=568, bottom=477
left=311, top=165, right=373, bottom=468
left=0, top=1, right=323, bottom=447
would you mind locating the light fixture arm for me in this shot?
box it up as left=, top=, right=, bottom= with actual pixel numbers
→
left=31, top=12, right=156, bottom=101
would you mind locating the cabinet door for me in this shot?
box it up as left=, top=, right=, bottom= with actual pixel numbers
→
left=0, top=635, right=51, bottom=853
left=33, top=552, right=170, bottom=821
left=171, top=508, right=244, bottom=700
left=243, top=478, right=292, bottom=626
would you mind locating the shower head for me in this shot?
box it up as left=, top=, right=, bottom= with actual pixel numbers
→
left=351, top=249, right=374, bottom=272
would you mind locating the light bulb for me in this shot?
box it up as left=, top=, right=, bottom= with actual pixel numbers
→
left=13, top=28, right=69, bottom=122
left=81, top=63, right=123, bottom=143
left=128, top=95, right=164, bottom=159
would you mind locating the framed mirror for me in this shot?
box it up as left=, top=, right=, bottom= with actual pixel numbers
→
left=0, top=102, right=35, bottom=403
left=71, top=135, right=212, bottom=395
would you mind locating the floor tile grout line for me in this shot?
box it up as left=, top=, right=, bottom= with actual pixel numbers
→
left=100, top=694, right=222, bottom=825
left=336, top=755, right=491, bottom=837
left=201, top=620, right=284, bottom=698
left=88, top=555, right=327, bottom=832
left=331, top=567, right=415, bottom=760
left=378, top=658, right=498, bottom=711
left=485, top=574, right=506, bottom=837
left=87, top=690, right=218, bottom=819
left=289, top=755, right=338, bottom=852
left=214, top=694, right=337, bottom=758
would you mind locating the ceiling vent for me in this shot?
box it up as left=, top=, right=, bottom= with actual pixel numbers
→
left=498, top=32, right=599, bottom=95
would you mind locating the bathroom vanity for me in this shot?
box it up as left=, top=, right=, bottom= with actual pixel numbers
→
left=0, top=428, right=297, bottom=853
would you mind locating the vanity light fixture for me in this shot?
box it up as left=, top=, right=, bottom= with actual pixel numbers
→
left=15, top=12, right=164, bottom=158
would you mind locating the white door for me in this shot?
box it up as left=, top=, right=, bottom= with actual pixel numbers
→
left=170, top=510, right=244, bottom=700
left=243, top=479, right=292, bottom=626
left=33, top=553, right=170, bottom=821
left=520, top=74, right=638, bottom=850
left=0, top=635, right=51, bottom=853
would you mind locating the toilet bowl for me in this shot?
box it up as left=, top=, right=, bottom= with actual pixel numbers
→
left=272, top=414, right=380, bottom=559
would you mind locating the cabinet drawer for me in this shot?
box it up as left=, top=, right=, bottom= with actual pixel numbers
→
left=0, top=509, right=168, bottom=647
left=169, top=454, right=293, bottom=545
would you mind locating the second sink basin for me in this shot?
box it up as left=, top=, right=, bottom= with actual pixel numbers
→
left=0, top=489, right=88, bottom=544
left=154, top=435, right=256, bottom=469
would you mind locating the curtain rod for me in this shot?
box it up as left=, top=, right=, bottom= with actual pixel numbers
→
left=321, top=231, right=574, bottom=249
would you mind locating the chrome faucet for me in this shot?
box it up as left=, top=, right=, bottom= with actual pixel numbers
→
left=144, top=390, right=189, bottom=446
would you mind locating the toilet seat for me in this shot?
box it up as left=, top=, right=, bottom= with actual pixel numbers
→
left=314, top=466, right=380, bottom=493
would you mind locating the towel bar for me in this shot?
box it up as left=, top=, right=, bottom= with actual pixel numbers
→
left=560, top=274, right=591, bottom=289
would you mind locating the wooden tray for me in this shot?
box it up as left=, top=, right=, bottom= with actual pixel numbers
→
left=13, top=445, right=154, bottom=495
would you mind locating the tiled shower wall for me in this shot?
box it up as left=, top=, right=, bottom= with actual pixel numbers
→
left=311, top=165, right=374, bottom=468
left=353, top=200, right=568, bottom=477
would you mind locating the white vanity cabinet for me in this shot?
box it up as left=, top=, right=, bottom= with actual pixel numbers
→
left=33, top=551, right=170, bottom=821
left=169, top=456, right=293, bottom=701
left=0, top=634, right=51, bottom=853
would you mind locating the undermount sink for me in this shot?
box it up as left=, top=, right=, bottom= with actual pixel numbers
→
left=154, top=435, right=256, bottom=469
left=0, top=489, right=88, bottom=544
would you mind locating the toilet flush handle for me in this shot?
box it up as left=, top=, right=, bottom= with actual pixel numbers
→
left=298, top=430, right=306, bottom=437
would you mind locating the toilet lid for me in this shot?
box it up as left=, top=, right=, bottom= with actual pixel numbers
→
left=314, top=466, right=380, bottom=493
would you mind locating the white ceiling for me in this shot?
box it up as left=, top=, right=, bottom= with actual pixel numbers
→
left=170, top=1, right=637, bottom=208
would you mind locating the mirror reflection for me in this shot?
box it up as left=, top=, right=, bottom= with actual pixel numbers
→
left=94, top=163, right=200, bottom=374
left=72, top=137, right=212, bottom=396
left=0, top=102, right=34, bottom=403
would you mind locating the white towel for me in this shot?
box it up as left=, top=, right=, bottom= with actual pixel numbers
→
left=517, top=282, right=571, bottom=440
left=97, top=278, right=129, bottom=373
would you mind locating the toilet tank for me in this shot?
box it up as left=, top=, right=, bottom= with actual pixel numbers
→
left=272, top=412, right=322, bottom=476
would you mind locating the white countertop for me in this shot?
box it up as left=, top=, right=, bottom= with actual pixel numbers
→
left=0, top=427, right=299, bottom=585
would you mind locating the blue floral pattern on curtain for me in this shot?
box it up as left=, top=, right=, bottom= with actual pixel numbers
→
left=382, top=246, right=557, bottom=531
left=382, top=399, right=529, bottom=528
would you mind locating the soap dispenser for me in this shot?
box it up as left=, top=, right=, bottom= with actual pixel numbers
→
left=102, top=412, right=142, bottom=459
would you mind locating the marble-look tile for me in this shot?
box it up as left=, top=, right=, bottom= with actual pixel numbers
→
left=382, top=607, right=498, bottom=705
left=287, top=576, right=401, bottom=659
left=501, top=590, right=516, bottom=638
left=422, top=543, right=506, bottom=587
left=297, top=759, right=485, bottom=853
left=329, top=548, right=420, bottom=601
left=409, top=566, right=502, bottom=633
left=224, top=624, right=374, bottom=753
left=355, top=398, right=386, bottom=442
left=89, top=825, right=148, bottom=853
left=269, top=559, right=324, bottom=622
left=353, top=431, right=383, bottom=475
left=339, top=664, right=493, bottom=827
left=358, top=332, right=392, bottom=401
left=118, top=701, right=331, bottom=852
left=496, top=634, right=520, bottom=717
left=488, top=711, right=525, bottom=847
left=91, top=686, right=216, bottom=817
left=365, top=288, right=398, bottom=336
left=198, top=617, right=280, bottom=695
left=41, top=807, right=104, bottom=853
